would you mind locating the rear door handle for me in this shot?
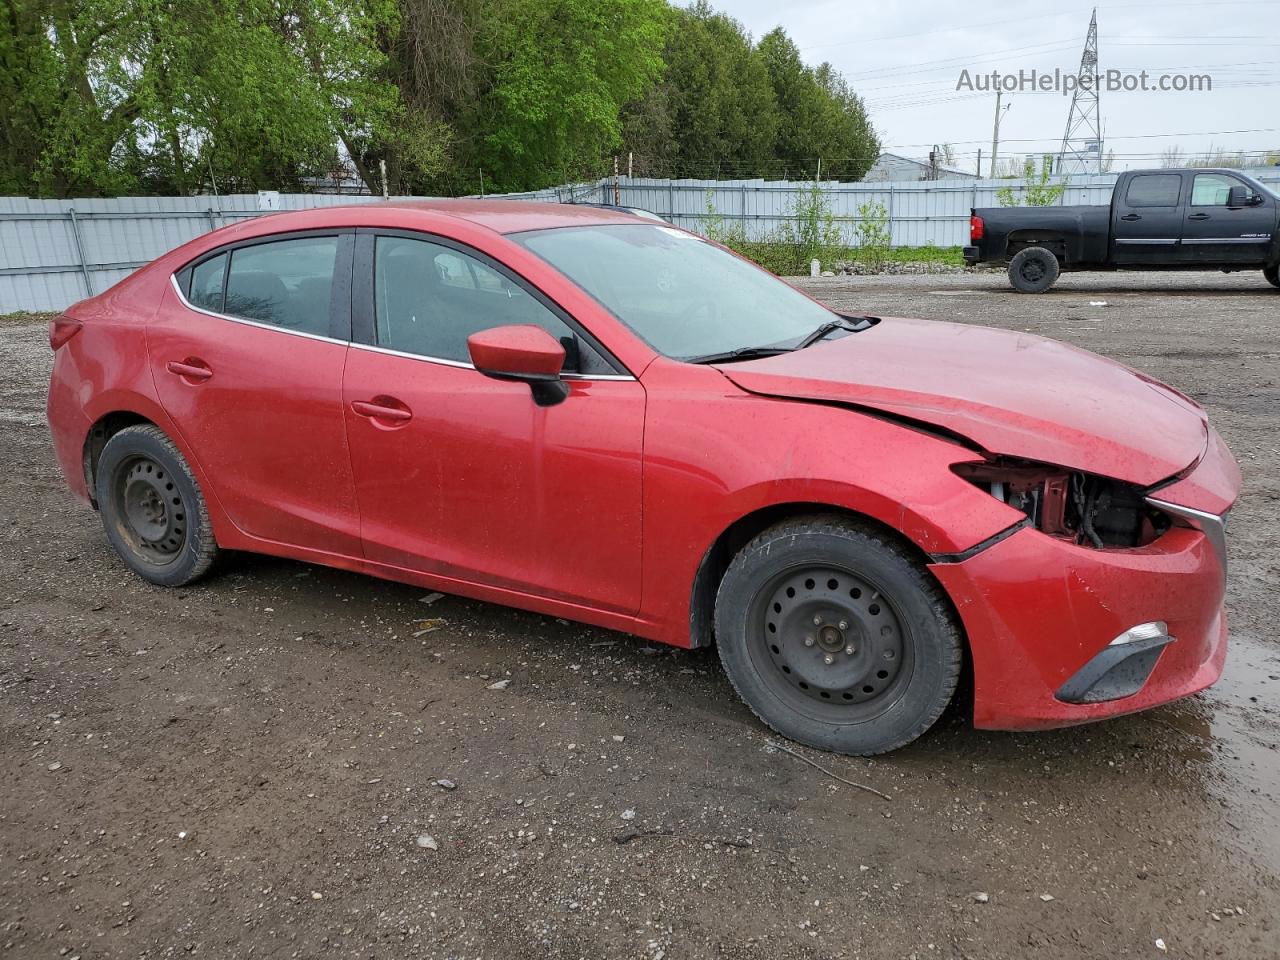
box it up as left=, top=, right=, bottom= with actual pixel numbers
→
left=166, top=359, right=213, bottom=382
left=351, top=399, right=413, bottom=424
left=1187, top=213, right=1210, bottom=220
left=1120, top=214, right=1141, bottom=221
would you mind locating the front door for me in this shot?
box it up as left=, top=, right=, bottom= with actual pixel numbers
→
left=1112, top=172, right=1185, bottom=265
left=342, top=232, right=645, bottom=613
left=149, top=231, right=362, bottom=556
left=1180, top=172, right=1277, bottom=264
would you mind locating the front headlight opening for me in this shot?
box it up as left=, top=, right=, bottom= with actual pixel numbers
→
left=954, top=459, right=1171, bottom=548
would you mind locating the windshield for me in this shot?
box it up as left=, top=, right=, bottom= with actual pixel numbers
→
left=513, top=224, right=838, bottom=360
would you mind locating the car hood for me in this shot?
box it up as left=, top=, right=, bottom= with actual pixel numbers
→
left=716, top=316, right=1207, bottom=486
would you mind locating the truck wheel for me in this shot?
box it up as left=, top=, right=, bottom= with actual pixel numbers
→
left=1266, top=265, right=1279, bottom=289
left=1008, top=247, right=1060, bottom=293
left=714, top=516, right=962, bottom=756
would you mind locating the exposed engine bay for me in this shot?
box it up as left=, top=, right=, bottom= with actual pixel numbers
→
left=954, top=459, right=1172, bottom=548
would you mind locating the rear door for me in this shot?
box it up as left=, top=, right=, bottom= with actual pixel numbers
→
left=1180, top=172, right=1277, bottom=264
left=150, top=230, right=362, bottom=556
left=341, top=230, right=645, bottom=612
left=1111, top=173, right=1185, bottom=264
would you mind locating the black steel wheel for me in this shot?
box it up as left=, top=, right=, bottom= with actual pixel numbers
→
left=114, top=456, right=187, bottom=562
left=1008, top=246, right=1060, bottom=293
left=95, top=424, right=218, bottom=586
left=753, top=566, right=911, bottom=721
left=715, top=516, right=962, bottom=755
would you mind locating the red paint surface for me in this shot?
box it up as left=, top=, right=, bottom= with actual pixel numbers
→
left=720, top=316, right=1208, bottom=486
left=45, top=201, right=1241, bottom=732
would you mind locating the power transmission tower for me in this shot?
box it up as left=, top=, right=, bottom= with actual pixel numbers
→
left=1055, top=9, right=1104, bottom=176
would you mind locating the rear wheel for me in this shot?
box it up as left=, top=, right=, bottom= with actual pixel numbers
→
left=714, top=517, right=962, bottom=756
left=1266, top=264, right=1279, bottom=289
left=95, top=424, right=218, bottom=586
left=1008, top=246, right=1060, bottom=293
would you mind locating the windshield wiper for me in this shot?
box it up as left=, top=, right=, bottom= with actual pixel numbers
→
left=793, top=318, right=859, bottom=351
left=685, top=345, right=793, bottom=364
left=687, top=315, right=874, bottom=365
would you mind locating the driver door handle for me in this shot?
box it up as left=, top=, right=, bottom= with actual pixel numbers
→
left=1187, top=213, right=1210, bottom=220
left=1120, top=214, right=1141, bottom=221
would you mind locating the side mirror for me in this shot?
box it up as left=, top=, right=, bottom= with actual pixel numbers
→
left=1226, top=185, right=1258, bottom=208
left=467, top=324, right=569, bottom=407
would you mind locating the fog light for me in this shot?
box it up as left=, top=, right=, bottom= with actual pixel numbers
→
left=1109, top=621, right=1170, bottom=646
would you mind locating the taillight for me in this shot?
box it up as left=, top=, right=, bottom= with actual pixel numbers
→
left=49, top=316, right=82, bottom=351
left=969, top=214, right=984, bottom=242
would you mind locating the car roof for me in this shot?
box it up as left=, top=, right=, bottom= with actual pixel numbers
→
left=308, top=198, right=650, bottom=234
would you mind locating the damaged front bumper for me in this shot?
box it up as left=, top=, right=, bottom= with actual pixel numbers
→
left=929, top=522, right=1228, bottom=732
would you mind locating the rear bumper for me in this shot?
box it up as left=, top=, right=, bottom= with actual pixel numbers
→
left=962, top=245, right=981, bottom=264
left=46, top=351, right=93, bottom=503
left=931, top=524, right=1228, bottom=731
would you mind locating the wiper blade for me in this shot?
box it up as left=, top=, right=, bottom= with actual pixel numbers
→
left=686, top=345, right=792, bottom=364
left=794, top=318, right=858, bottom=351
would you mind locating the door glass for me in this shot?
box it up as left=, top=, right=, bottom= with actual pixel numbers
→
left=1125, top=174, right=1181, bottom=207
left=224, top=236, right=338, bottom=335
left=189, top=253, right=226, bottom=312
left=1191, top=174, right=1235, bottom=206
left=373, top=236, right=578, bottom=367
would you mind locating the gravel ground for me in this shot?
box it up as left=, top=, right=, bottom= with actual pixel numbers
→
left=1, top=270, right=1278, bottom=959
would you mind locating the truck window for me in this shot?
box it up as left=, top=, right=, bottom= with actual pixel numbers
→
left=1190, top=174, right=1236, bottom=207
left=1125, top=174, right=1182, bottom=207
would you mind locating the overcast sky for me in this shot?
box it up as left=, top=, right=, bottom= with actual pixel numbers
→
left=705, top=0, right=1280, bottom=172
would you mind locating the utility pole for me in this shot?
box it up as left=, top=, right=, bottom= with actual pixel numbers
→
left=990, top=90, right=1011, bottom=178
left=976, top=148, right=983, bottom=179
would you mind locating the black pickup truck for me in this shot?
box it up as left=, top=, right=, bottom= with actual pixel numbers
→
left=964, top=168, right=1280, bottom=293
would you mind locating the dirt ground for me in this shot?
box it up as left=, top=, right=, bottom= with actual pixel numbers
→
left=2, top=270, right=1278, bottom=960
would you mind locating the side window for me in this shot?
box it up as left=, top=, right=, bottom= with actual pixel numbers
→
left=223, top=236, right=338, bottom=335
left=1125, top=174, right=1182, bottom=208
left=1191, top=174, right=1235, bottom=207
left=373, top=236, right=581, bottom=368
left=189, top=253, right=226, bottom=312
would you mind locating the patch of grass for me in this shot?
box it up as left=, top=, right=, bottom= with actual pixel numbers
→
left=882, top=245, right=966, bottom=266
left=0, top=310, right=57, bottom=326
left=718, top=242, right=966, bottom=275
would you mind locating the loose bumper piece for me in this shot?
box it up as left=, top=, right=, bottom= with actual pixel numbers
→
left=1055, top=621, right=1174, bottom=704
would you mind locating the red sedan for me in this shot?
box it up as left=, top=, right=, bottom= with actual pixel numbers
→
left=45, top=202, right=1240, bottom=754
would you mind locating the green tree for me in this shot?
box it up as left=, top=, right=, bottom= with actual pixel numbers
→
left=445, top=0, right=668, bottom=193
left=996, top=155, right=1065, bottom=207
left=622, top=1, right=777, bottom=178
left=0, top=0, right=401, bottom=197
left=757, top=29, right=879, bottom=181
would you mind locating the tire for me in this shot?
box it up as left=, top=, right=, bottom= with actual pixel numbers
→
left=714, top=516, right=962, bottom=756
left=1008, top=246, right=1060, bottom=293
left=1266, top=264, right=1279, bottom=289
left=94, top=424, right=219, bottom=587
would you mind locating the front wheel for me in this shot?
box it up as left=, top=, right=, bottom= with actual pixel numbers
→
left=1266, top=264, right=1279, bottom=289
left=714, top=517, right=962, bottom=756
left=95, top=424, right=219, bottom=586
left=1008, top=246, right=1060, bottom=293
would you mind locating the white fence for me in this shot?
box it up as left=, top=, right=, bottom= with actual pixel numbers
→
left=3, top=168, right=1278, bottom=313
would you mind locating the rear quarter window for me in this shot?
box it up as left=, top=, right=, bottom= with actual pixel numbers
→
left=188, top=253, right=226, bottom=312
